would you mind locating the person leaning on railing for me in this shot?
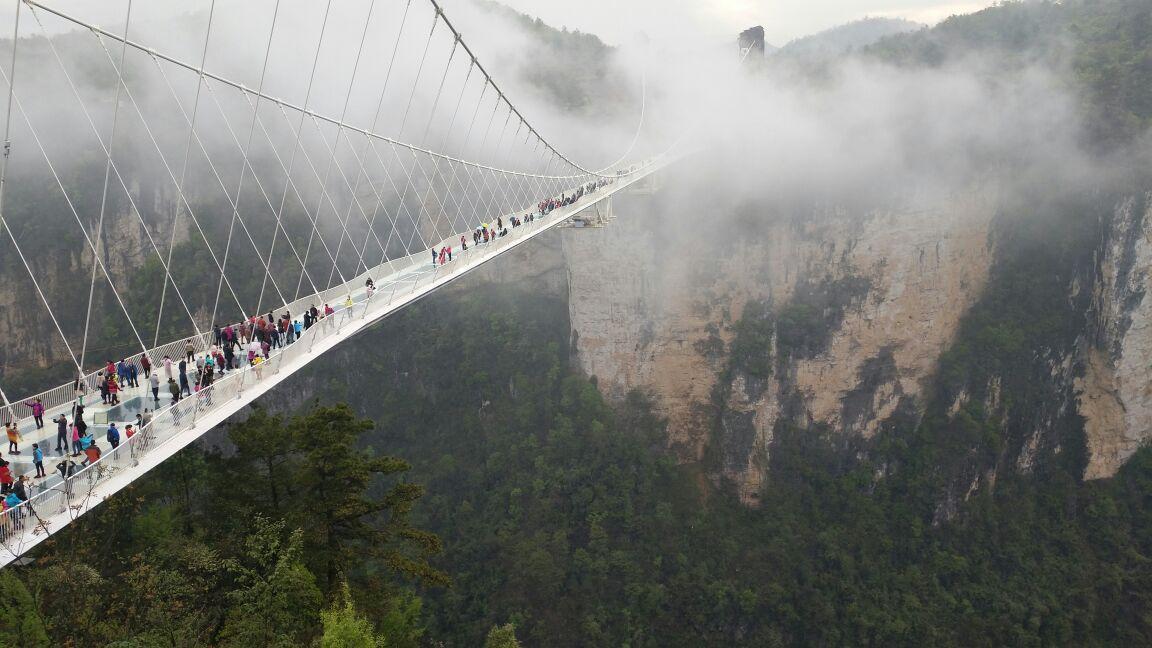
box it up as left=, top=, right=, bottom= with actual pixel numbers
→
left=56, top=456, right=78, bottom=481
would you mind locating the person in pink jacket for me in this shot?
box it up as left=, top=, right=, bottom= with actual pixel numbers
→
left=24, top=398, right=45, bottom=429
left=70, top=423, right=81, bottom=457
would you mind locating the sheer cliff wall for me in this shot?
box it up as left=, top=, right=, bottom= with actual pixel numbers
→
left=562, top=182, right=1152, bottom=503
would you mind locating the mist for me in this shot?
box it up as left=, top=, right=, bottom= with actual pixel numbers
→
left=6, top=0, right=1114, bottom=214
left=0, top=0, right=1145, bottom=382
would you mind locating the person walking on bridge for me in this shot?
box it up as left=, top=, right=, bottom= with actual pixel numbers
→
left=32, top=444, right=44, bottom=478
left=163, top=355, right=173, bottom=380
left=140, top=354, right=151, bottom=379
left=150, top=371, right=160, bottom=406
left=107, top=423, right=120, bottom=451
left=178, top=359, right=190, bottom=397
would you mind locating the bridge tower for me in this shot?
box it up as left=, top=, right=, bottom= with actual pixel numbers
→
left=629, top=169, right=663, bottom=195
left=564, top=197, right=614, bottom=228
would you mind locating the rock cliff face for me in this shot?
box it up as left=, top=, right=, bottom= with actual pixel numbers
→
left=1077, top=192, right=1152, bottom=479
left=562, top=180, right=1152, bottom=502
left=564, top=184, right=998, bottom=501
left=0, top=187, right=189, bottom=385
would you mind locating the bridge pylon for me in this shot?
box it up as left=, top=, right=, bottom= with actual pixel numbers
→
left=564, top=197, right=614, bottom=229
left=628, top=169, right=663, bottom=195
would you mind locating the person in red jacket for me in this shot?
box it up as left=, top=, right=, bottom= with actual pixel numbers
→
left=107, top=375, right=120, bottom=406
left=83, top=443, right=101, bottom=467
left=0, top=456, right=13, bottom=495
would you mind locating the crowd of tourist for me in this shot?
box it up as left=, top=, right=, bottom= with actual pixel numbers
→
left=0, top=178, right=618, bottom=523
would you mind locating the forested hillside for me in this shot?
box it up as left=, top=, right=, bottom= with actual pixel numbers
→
left=6, top=284, right=1152, bottom=645
left=867, top=0, right=1152, bottom=147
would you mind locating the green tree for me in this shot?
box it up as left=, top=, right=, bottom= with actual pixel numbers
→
left=218, top=519, right=323, bottom=647
left=119, top=538, right=226, bottom=646
left=484, top=623, right=523, bottom=648
left=284, top=404, right=448, bottom=594
left=228, top=408, right=296, bottom=511
left=320, top=582, right=380, bottom=648
left=0, top=571, right=49, bottom=647
left=376, top=591, right=425, bottom=648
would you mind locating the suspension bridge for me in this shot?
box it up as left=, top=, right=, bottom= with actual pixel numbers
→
left=0, top=0, right=677, bottom=566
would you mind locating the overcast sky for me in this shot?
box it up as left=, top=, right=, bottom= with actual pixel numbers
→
left=2, top=1, right=993, bottom=48
left=496, top=0, right=991, bottom=46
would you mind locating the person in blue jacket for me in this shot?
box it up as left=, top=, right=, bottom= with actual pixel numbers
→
left=32, top=443, right=44, bottom=478
left=107, top=423, right=121, bottom=450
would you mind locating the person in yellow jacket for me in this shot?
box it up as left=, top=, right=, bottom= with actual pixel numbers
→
left=5, top=422, right=21, bottom=454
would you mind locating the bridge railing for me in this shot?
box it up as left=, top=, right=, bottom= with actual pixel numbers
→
left=0, top=157, right=667, bottom=558
left=0, top=309, right=331, bottom=550
left=0, top=154, right=666, bottom=426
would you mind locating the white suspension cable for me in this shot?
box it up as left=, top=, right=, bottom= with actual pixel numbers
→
left=210, top=0, right=285, bottom=330
left=0, top=0, right=16, bottom=420
left=431, top=59, right=478, bottom=237
left=275, top=102, right=393, bottom=293
left=347, top=0, right=422, bottom=275
left=153, top=0, right=219, bottom=349
left=0, top=72, right=152, bottom=378
left=382, top=8, right=449, bottom=259
left=135, top=50, right=294, bottom=314
left=423, top=0, right=609, bottom=177
left=591, top=52, right=648, bottom=174
left=294, top=109, right=392, bottom=292
left=24, top=4, right=190, bottom=359
left=302, top=0, right=381, bottom=293
left=13, top=29, right=205, bottom=359
left=79, top=0, right=133, bottom=375
left=263, top=0, right=335, bottom=305
left=23, top=0, right=609, bottom=181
